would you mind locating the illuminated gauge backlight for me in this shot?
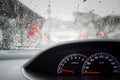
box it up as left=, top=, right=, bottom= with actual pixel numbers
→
left=57, top=53, right=87, bottom=76
left=82, top=52, right=120, bottom=76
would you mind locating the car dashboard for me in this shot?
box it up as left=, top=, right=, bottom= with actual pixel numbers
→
left=0, top=40, right=120, bottom=80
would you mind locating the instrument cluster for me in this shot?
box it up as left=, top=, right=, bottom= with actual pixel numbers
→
left=57, top=52, right=120, bottom=76
left=23, top=40, right=120, bottom=77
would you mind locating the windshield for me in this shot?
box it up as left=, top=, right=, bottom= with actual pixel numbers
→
left=0, top=0, right=120, bottom=50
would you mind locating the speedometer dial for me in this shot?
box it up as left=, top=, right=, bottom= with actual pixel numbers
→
left=57, top=53, right=87, bottom=76
left=82, top=52, right=120, bottom=76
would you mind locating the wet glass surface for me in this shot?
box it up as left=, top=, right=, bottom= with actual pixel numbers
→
left=0, top=0, right=120, bottom=49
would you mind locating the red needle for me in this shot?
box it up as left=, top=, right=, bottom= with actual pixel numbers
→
left=82, top=72, right=101, bottom=75
left=60, top=68, right=74, bottom=74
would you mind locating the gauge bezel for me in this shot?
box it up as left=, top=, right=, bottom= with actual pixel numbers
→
left=82, top=52, right=120, bottom=76
left=57, top=53, right=87, bottom=75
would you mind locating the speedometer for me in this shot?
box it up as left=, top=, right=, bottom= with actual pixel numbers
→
left=57, top=53, right=87, bottom=76
left=82, top=52, right=120, bottom=76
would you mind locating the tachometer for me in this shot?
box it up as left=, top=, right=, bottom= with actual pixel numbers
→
left=57, top=53, right=87, bottom=75
left=82, top=52, right=120, bottom=76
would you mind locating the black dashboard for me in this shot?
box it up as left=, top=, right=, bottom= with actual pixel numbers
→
left=0, top=40, right=120, bottom=80
left=22, top=40, right=120, bottom=80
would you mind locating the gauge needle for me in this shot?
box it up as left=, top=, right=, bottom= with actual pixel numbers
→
left=82, top=72, right=101, bottom=75
left=60, top=68, right=74, bottom=74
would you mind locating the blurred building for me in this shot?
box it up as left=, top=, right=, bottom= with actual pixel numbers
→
left=0, top=0, right=45, bottom=49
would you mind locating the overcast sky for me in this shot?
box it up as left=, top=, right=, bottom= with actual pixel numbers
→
left=18, top=0, right=120, bottom=21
